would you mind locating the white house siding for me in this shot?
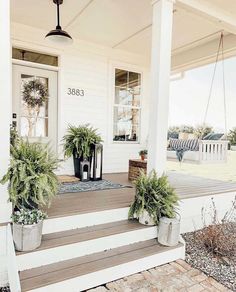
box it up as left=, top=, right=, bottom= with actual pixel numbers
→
left=11, top=23, right=150, bottom=174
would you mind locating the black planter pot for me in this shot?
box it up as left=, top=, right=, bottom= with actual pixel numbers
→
left=73, top=155, right=83, bottom=178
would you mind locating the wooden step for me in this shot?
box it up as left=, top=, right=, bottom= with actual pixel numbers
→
left=20, top=239, right=185, bottom=292
left=19, top=220, right=148, bottom=254
left=16, top=220, right=157, bottom=271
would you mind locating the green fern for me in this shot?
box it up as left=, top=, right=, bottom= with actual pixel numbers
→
left=0, top=140, right=59, bottom=209
left=10, top=125, right=19, bottom=147
left=128, top=170, right=179, bottom=224
left=63, top=124, right=102, bottom=159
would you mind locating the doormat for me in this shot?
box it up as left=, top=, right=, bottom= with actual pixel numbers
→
left=58, top=179, right=129, bottom=194
left=57, top=175, right=80, bottom=184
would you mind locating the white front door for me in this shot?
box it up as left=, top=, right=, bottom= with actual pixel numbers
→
left=12, top=65, right=58, bottom=151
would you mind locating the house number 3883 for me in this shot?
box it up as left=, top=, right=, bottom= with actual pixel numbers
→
left=67, top=88, right=85, bottom=96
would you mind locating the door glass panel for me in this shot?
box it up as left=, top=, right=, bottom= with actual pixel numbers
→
left=20, top=74, right=49, bottom=138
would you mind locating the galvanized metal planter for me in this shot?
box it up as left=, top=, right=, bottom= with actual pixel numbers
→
left=139, top=210, right=156, bottom=226
left=13, top=220, right=43, bottom=252
left=158, top=216, right=180, bottom=247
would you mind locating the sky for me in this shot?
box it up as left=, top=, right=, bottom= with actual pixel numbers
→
left=169, top=56, right=236, bottom=133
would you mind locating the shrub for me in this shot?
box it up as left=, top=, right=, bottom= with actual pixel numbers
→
left=63, top=124, right=102, bottom=159
left=128, top=170, right=179, bottom=224
left=228, top=128, right=236, bottom=146
left=179, top=125, right=194, bottom=134
left=197, top=197, right=236, bottom=257
left=194, top=124, right=213, bottom=139
left=168, top=126, right=180, bottom=139
left=0, top=140, right=59, bottom=209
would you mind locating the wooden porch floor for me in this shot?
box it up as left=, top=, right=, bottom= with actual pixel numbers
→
left=46, top=172, right=236, bottom=219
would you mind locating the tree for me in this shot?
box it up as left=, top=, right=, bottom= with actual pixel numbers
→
left=194, top=124, right=213, bottom=139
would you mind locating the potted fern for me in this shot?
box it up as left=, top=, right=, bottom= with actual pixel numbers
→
left=1, top=139, right=59, bottom=251
left=128, top=171, right=179, bottom=226
left=63, top=124, right=102, bottom=178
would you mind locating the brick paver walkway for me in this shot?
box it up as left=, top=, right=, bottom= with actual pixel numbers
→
left=88, top=260, right=230, bottom=292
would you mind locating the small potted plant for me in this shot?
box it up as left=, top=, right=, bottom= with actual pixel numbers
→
left=128, top=170, right=179, bottom=227
left=1, top=139, right=59, bottom=251
left=139, top=149, right=148, bottom=161
left=228, top=128, right=236, bottom=151
left=63, top=124, right=102, bottom=178
left=12, top=209, right=47, bottom=251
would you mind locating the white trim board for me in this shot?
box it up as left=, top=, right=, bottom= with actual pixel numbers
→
left=43, top=207, right=130, bottom=234
left=12, top=59, right=59, bottom=72
left=0, top=203, right=11, bottom=224
left=7, top=224, right=21, bottom=292
left=179, top=191, right=236, bottom=233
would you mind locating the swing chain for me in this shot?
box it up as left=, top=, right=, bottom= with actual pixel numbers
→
left=203, top=32, right=227, bottom=136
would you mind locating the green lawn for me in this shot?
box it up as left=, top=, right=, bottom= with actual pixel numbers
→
left=167, top=150, right=236, bottom=182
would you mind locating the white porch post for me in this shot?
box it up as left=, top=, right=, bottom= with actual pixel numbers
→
left=147, top=0, right=174, bottom=175
left=0, top=0, right=12, bottom=223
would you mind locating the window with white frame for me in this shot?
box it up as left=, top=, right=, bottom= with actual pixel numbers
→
left=113, top=68, right=141, bottom=142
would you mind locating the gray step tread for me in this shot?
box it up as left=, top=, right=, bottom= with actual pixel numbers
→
left=20, top=239, right=183, bottom=291
left=17, top=220, right=151, bottom=255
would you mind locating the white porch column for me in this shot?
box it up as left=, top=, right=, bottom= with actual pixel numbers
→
left=147, top=0, right=174, bottom=175
left=0, top=0, right=12, bottom=223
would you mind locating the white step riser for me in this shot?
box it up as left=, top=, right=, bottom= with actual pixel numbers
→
left=28, top=244, right=185, bottom=292
left=43, top=207, right=129, bottom=234
left=17, top=226, right=158, bottom=271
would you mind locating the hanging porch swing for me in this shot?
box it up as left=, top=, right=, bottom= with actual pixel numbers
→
left=167, top=32, right=229, bottom=164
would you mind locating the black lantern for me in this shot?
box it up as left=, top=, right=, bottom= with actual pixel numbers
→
left=80, top=159, right=90, bottom=182
left=90, top=144, right=103, bottom=181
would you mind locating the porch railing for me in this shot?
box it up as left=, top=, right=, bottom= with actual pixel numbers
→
left=199, top=140, right=228, bottom=163
left=7, top=224, right=21, bottom=292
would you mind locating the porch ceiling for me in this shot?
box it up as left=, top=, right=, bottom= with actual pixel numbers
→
left=11, top=0, right=236, bottom=56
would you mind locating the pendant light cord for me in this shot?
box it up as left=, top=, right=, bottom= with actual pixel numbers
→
left=56, top=0, right=61, bottom=29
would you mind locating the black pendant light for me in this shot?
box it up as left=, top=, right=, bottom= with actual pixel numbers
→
left=45, top=0, right=73, bottom=45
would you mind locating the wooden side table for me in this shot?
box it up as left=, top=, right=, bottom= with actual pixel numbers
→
left=128, top=159, right=147, bottom=181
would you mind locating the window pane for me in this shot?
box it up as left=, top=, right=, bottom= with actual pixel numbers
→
left=115, top=69, right=128, bottom=87
left=115, top=69, right=141, bottom=106
left=115, top=87, right=128, bottom=105
left=113, top=106, right=139, bottom=142
left=20, top=74, right=49, bottom=138
left=128, top=71, right=141, bottom=107
left=128, top=71, right=140, bottom=88
left=13, top=48, right=58, bottom=67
